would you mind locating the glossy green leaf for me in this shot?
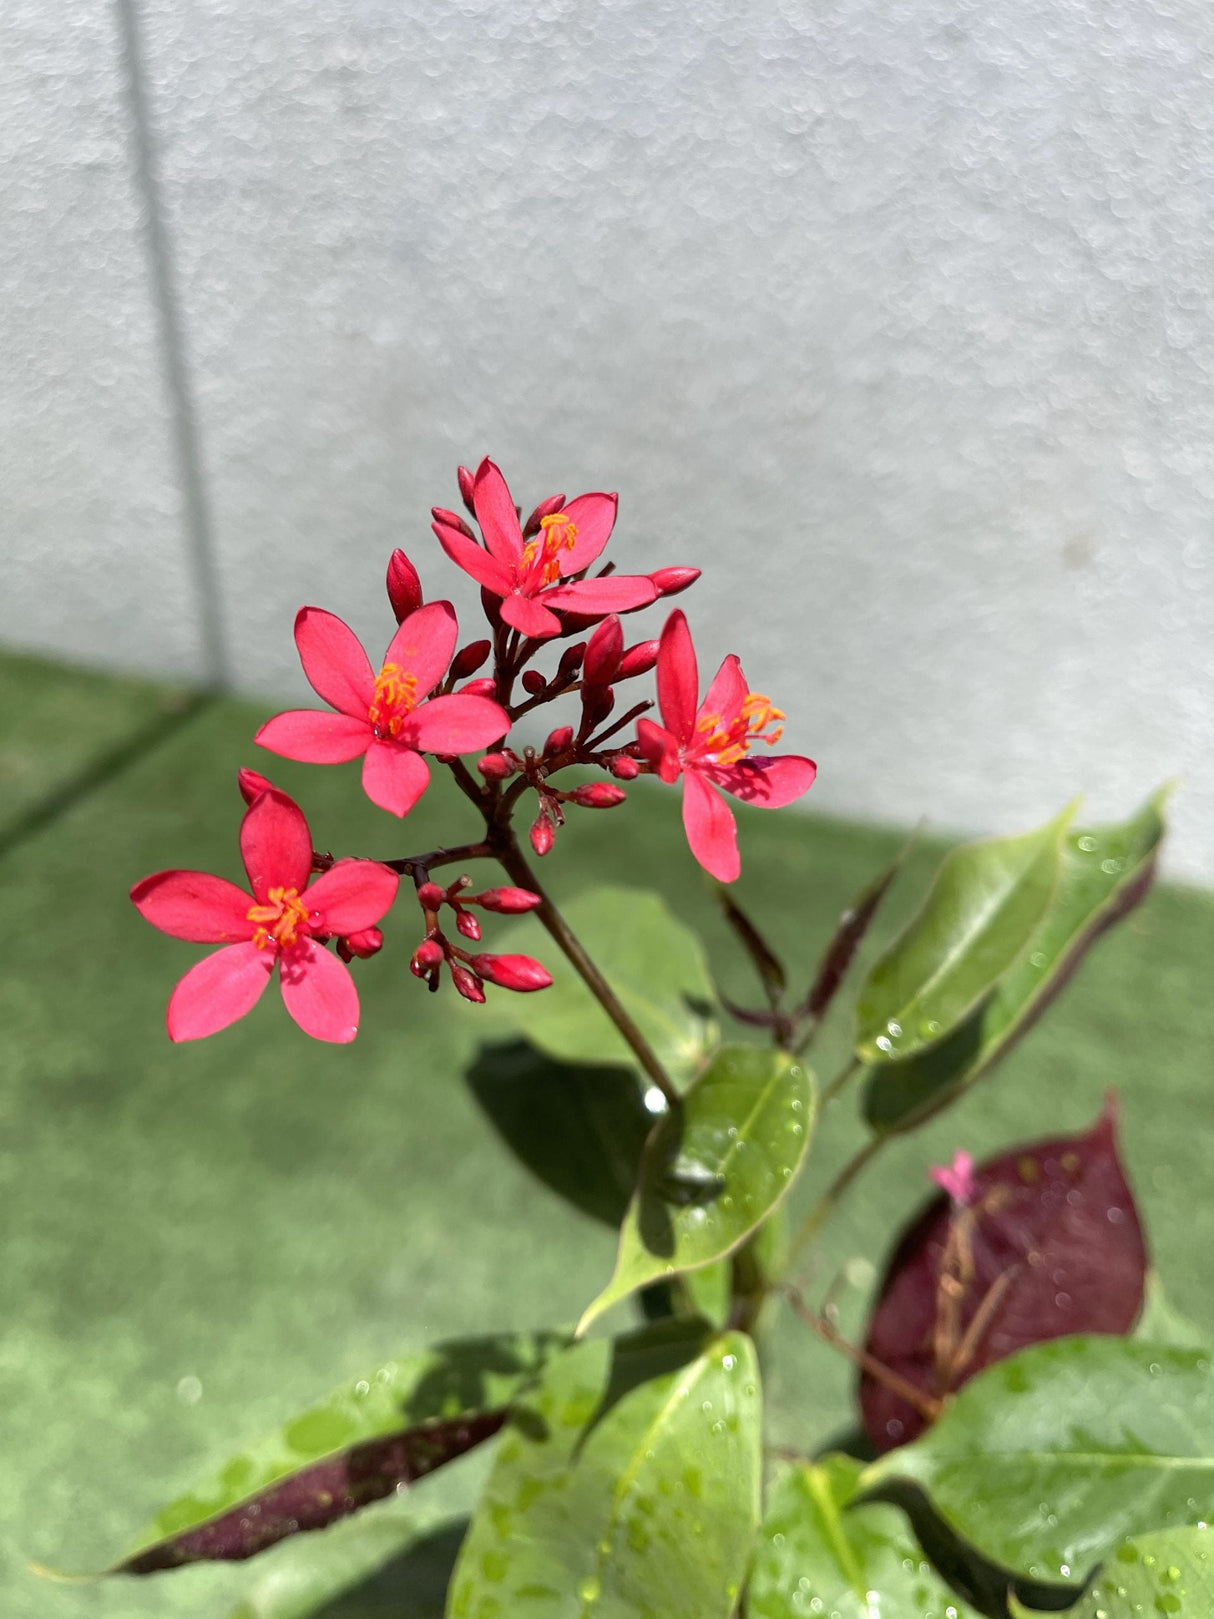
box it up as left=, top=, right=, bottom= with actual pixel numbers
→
left=865, top=789, right=1169, bottom=1130
left=855, top=801, right=1077, bottom=1064
left=119, top=1333, right=562, bottom=1572
left=862, top=1337, right=1214, bottom=1587
left=577, top=1046, right=813, bottom=1334
left=485, top=886, right=719, bottom=1087
left=464, top=1041, right=651, bottom=1227
left=749, top=1453, right=980, bottom=1619
left=446, top=1322, right=761, bottom=1619
left=1011, top=1525, right=1214, bottom=1617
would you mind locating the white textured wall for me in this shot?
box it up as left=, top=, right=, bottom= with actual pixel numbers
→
left=4, top=0, right=1213, bottom=880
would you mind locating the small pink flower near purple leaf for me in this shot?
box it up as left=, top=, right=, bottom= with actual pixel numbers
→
left=929, top=1150, right=977, bottom=1207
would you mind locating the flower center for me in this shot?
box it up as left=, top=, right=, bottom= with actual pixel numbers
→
left=247, top=886, right=310, bottom=951
left=519, top=511, right=579, bottom=588
left=695, top=692, right=785, bottom=767
left=368, top=663, right=419, bottom=739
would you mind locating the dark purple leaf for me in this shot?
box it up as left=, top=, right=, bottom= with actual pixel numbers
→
left=801, top=834, right=914, bottom=1022
left=717, top=888, right=787, bottom=1005
left=859, top=1099, right=1146, bottom=1454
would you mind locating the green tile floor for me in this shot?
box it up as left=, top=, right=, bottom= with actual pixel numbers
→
left=2, top=650, right=1212, bottom=1618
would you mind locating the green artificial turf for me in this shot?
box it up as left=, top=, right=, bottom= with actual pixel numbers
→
left=1, top=650, right=1211, bottom=1618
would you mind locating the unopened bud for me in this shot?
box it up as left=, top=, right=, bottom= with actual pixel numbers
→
left=557, top=642, right=586, bottom=680
left=608, top=753, right=640, bottom=779
left=479, top=586, right=503, bottom=631
left=459, top=678, right=498, bottom=699
left=431, top=505, right=475, bottom=540
left=450, top=964, right=486, bottom=1003
left=581, top=685, right=615, bottom=728
left=416, top=882, right=446, bottom=910
left=454, top=908, right=481, bottom=941
left=457, top=465, right=477, bottom=516
left=521, top=669, right=546, bottom=695
left=478, top=751, right=514, bottom=780
left=450, top=639, right=491, bottom=680
left=544, top=725, right=574, bottom=757
left=618, top=639, right=660, bottom=679
left=386, top=550, right=424, bottom=623
left=650, top=567, right=701, bottom=598
left=410, top=938, right=444, bottom=977
left=522, top=491, right=566, bottom=539
left=530, top=810, right=555, bottom=856
left=471, top=953, right=554, bottom=992
left=336, top=927, right=383, bottom=963
left=471, top=887, right=542, bottom=914
left=573, top=782, right=628, bottom=809
left=584, top=615, right=623, bottom=686
left=237, top=767, right=276, bottom=805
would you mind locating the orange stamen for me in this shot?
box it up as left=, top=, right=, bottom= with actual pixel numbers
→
left=695, top=692, right=785, bottom=767
left=520, top=512, right=579, bottom=588
left=368, top=663, right=419, bottom=739
left=247, top=886, right=310, bottom=951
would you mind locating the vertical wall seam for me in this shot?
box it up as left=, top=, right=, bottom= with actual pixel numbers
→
left=113, top=0, right=231, bottom=691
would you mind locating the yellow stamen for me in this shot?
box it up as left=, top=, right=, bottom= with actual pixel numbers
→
left=247, top=886, right=310, bottom=951
left=695, top=692, right=785, bottom=767
left=520, top=512, right=580, bottom=587
left=368, top=663, right=419, bottom=739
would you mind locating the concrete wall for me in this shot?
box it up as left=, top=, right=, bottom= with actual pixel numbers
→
left=4, top=0, right=1212, bottom=881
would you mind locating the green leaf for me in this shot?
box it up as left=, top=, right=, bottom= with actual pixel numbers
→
left=855, top=801, right=1077, bottom=1065
left=577, top=1046, right=813, bottom=1334
left=120, top=1333, right=563, bottom=1572
left=1135, top=1273, right=1213, bottom=1351
left=1012, top=1525, right=1214, bottom=1617
left=485, top=886, right=719, bottom=1087
left=748, top=1453, right=981, bottom=1619
left=864, top=789, right=1170, bottom=1130
left=446, top=1322, right=761, bottom=1619
left=464, top=1041, right=651, bottom=1227
left=862, top=1336, right=1214, bottom=1586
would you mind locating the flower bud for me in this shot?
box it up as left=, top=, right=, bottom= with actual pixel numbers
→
left=449, top=639, right=491, bottom=681
left=471, top=953, right=554, bottom=992
left=521, top=669, right=546, bottom=695
left=573, top=782, right=628, bottom=809
left=459, top=678, right=498, bottom=699
left=556, top=642, right=586, bottom=680
left=530, top=810, right=555, bottom=856
left=608, top=753, right=640, bottom=780
left=337, top=926, right=383, bottom=963
left=478, top=751, right=514, bottom=779
left=471, top=886, right=542, bottom=914
left=480, top=586, right=503, bottom=631
left=581, top=684, right=615, bottom=729
left=416, top=882, right=446, bottom=910
left=386, top=550, right=424, bottom=623
left=522, top=491, right=566, bottom=539
left=544, top=725, right=574, bottom=757
left=237, top=767, right=276, bottom=806
left=584, top=615, right=623, bottom=686
left=618, top=639, right=660, bottom=679
left=650, top=567, right=700, bottom=598
left=455, top=908, right=481, bottom=941
left=431, top=505, right=475, bottom=540
left=410, top=938, right=444, bottom=977
left=450, top=963, right=486, bottom=1003
left=457, top=465, right=477, bottom=516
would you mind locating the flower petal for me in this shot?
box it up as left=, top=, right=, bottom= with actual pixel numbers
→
left=294, top=608, right=376, bottom=717
left=500, top=593, right=563, bottom=639
left=432, top=519, right=514, bottom=594
left=305, top=859, right=399, bottom=934
left=240, top=788, right=313, bottom=899
left=472, top=458, right=524, bottom=563
left=167, top=942, right=274, bottom=1041
left=557, top=492, right=618, bottom=574
left=682, top=769, right=740, bottom=883
left=278, top=939, right=360, bottom=1043
left=655, top=610, right=699, bottom=743
left=636, top=718, right=682, bottom=784
left=543, top=575, right=656, bottom=616
left=709, top=754, right=818, bottom=808
left=381, top=600, right=458, bottom=697
left=131, top=870, right=254, bottom=943
left=701, top=654, right=748, bottom=723
left=361, top=741, right=431, bottom=817
left=255, top=710, right=371, bottom=764
left=405, top=693, right=510, bottom=754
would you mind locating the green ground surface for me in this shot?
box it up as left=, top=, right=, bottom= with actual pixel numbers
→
left=2, top=649, right=1211, bottom=1618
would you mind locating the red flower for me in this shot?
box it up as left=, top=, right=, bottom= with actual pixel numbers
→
left=254, top=601, right=509, bottom=817
left=131, top=789, right=399, bottom=1043
left=636, top=610, right=817, bottom=883
left=431, top=458, right=658, bottom=640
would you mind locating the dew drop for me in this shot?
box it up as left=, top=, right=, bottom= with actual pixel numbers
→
left=175, top=1375, right=203, bottom=1406
left=1077, top=835, right=1098, bottom=852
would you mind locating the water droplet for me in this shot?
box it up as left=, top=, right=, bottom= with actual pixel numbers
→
left=175, top=1375, right=202, bottom=1405
left=887, top=1019, right=903, bottom=1038
left=1029, top=951, right=1048, bottom=969
left=1077, top=835, right=1098, bottom=852
left=875, top=1036, right=893, bottom=1054
left=722, top=1353, right=737, bottom=1370
left=577, top=1576, right=601, bottom=1603
left=354, top=1379, right=370, bottom=1396
left=642, top=1086, right=667, bottom=1114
